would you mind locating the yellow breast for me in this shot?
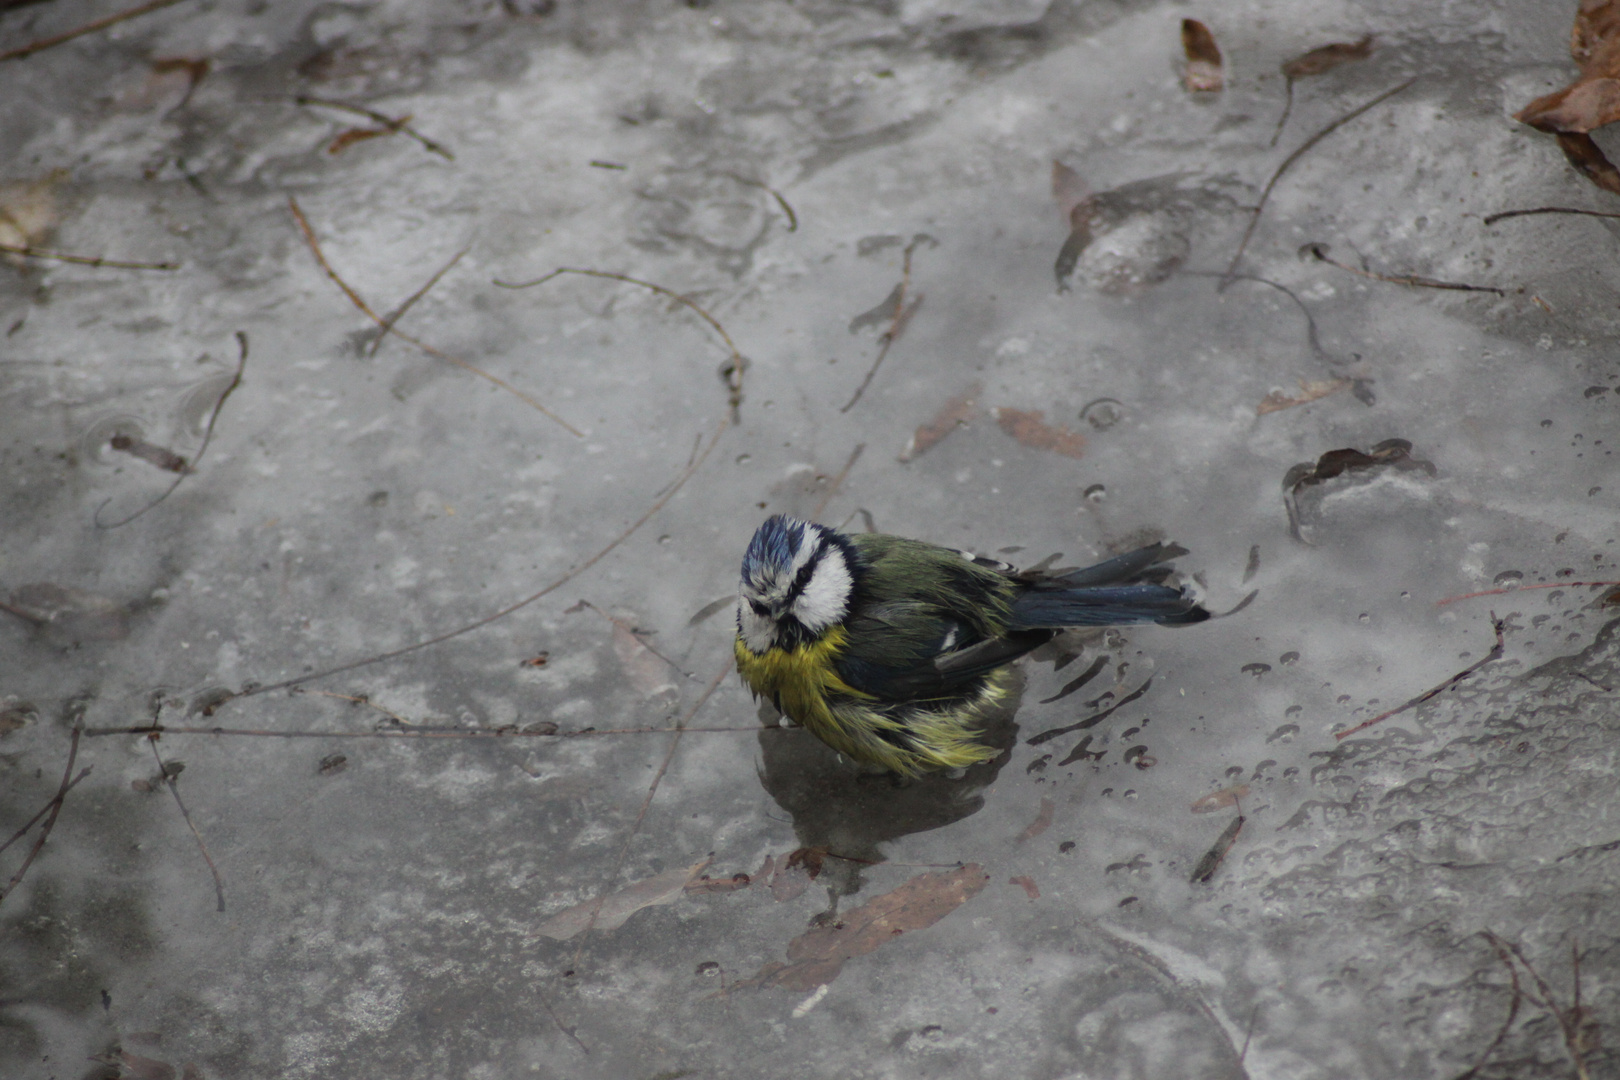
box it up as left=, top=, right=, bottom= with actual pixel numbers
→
left=734, top=626, right=870, bottom=724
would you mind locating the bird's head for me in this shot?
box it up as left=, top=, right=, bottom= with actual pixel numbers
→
left=737, top=515, right=856, bottom=654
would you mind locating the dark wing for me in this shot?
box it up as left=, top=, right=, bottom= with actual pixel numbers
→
left=1009, top=543, right=1209, bottom=629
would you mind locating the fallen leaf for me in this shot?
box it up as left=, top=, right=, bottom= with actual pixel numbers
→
left=1190, top=815, right=1245, bottom=883
left=1181, top=19, right=1223, bottom=93
left=685, top=872, right=751, bottom=893
left=328, top=117, right=410, bottom=155
left=1256, top=377, right=1352, bottom=415
left=1016, top=796, right=1055, bottom=843
left=992, top=408, right=1086, bottom=458
left=1515, top=1, right=1620, bottom=192
left=1, top=583, right=128, bottom=641
left=0, top=701, right=35, bottom=736
left=0, top=172, right=64, bottom=262
left=612, top=618, right=677, bottom=702
left=1283, top=438, right=1438, bottom=545
left=740, top=865, right=989, bottom=990
left=531, top=857, right=711, bottom=940
left=1009, top=875, right=1041, bottom=900
left=1191, top=783, right=1249, bottom=813
left=899, top=386, right=978, bottom=462
left=1282, top=35, right=1374, bottom=79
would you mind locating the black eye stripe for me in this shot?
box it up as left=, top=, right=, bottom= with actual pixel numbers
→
left=750, top=600, right=769, bottom=616
left=783, top=545, right=828, bottom=604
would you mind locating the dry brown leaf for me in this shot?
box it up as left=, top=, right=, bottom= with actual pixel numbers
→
left=328, top=118, right=409, bottom=155
left=0, top=702, right=35, bottom=736
left=1009, top=875, right=1041, bottom=900
left=1515, top=1, right=1620, bottom=190
left=741, top=864, right=989, bottom=990
left=531, top=857, right=711, bottom=940
left=1191, top=783, right=1250, bottom=814
left=992, top=408, right=1087, bottom=458
left=612, top=618, right=677, bottom=702
left=1016, top=796, right=1055, bottom=843
left=1181, top=19, right=1223, bottom=93
left=1256, top=378, right=1352, bottom=415
left=2, top=583, right=128, bottom=641
left=1282, top=35, right=1374, bottom=79
left=899, top=385, right=978, bottom=462
left=0, top=172, right=64, bottom=262
left=685, top=872, right=751, bottom=893
left=1190, top=815, right=1245, bottom=883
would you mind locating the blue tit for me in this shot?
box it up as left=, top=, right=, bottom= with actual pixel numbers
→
left=734, top=515, right=1209, bottom=776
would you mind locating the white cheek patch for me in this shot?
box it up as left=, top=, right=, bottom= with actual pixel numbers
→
left=791, top=548, right=853, bottom=632
left=737, top=598, right=776, bottom=654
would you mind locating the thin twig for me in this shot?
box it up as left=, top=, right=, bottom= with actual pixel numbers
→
left=1483, top=206, right=1620, bottom=226
left=1437, top=581, right=1620, bottom=606
left=494, top=267, right=747, bottom=416
left=95, top=331, right=247, bottom=529
left=0, top=769, right=91, bottom=858
left=1504, top=940, right=1592, bottom=1080
left=368, top=245, right=468, bottom=356
left=723, top=172, right=798, bottom=231
left=1183, top=268, right=1331, bottom=359
left=0, top=729, right=82, bottom=904
left=568, top=660, right=731, bottom=969
left=0, top=243, right=178, bottom=270
left=0, top=0, right=190, bottom=63
left=1222, top=77, right=1417, bottom=286
left=289, top=197, right=582, bottom=436
left=294, top=94, right=455, bottom=160
left=1303, top=242, right=1504, bottom=296
left=222, top=416, right=730, bottom=701
left=1334, top=615, right=1505, bottom=740
left=841, top=236, right=931, bottom=412
left=568, top=600, right=699, bottom=680
left=148, top=737, right=226, bottom=912
left=810, top=443, right=865, bottom=522
left=84, top=722, right=770, bottom=739
left=1456, top=932, right=1524, bottom=1080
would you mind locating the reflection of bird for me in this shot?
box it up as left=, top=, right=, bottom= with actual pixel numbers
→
left=735, top=515, right=1209, bottom=776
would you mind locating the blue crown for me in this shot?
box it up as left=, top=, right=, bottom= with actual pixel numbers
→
left=741, top=515, right=807, bottom=584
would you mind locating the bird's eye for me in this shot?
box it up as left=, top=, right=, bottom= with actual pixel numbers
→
left=750, top=600, right=769, bottom=617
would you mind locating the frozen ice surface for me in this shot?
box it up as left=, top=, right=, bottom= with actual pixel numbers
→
left=1, top=1, right=1617, bottom=1077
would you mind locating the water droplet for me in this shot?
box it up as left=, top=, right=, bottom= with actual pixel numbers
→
left=734, top=454, right=751, bottom=464
left=1400, top=591, right=1411, bottom=600
left=1241, top=662, right=1272, bottom=678
left=80, top=414, right=147, bottom=465
left=1279, top=651, right=1300, bottom=666
left=1493, top=570, right=1523, bottom=586
left=1268, top=722, right=1299, bottom=743
left=1122, top=789, right=1138, bottom=800
left=1080, top=397, right=1125, bottom=430
left=1084, top=483, right=1107, bottom=502
left=1358, top=612, right=1371, bottom=623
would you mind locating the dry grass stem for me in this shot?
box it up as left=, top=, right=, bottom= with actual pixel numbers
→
left=0, top=243, right=178, bottom=270
left=1335, top=616, right=1506, bottom=740
left=294, top=95, right=455, bottom=159
left=494, top=266, right=748, bottom=415
left=0, top=0, right=191, bottom=63
left=95, top=332, right=247, bottom=529
left=1223, top=77, right=1417, bottom=286
left=288, top=197, right=582, bottom=436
